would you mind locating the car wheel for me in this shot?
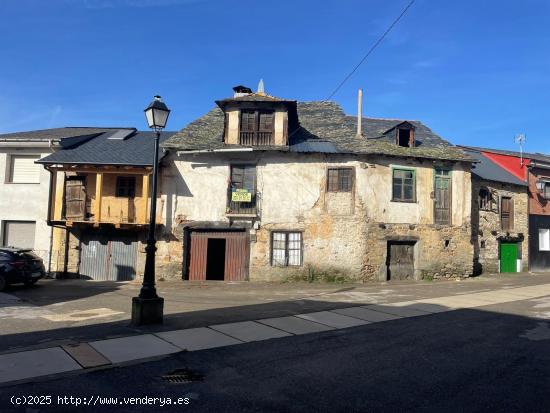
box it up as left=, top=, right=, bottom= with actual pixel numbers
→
left=24, top=279, right=38, bottom=287
left=0, top=275, right=7, bottom=292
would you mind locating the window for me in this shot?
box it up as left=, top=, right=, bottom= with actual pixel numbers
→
left=539, top=229, right=550, bottom=251
left=327, top=167, right=353, bottom=192
left=7, top=155, right=41, bottom=183
left=392, top=169, right=416, bottom=202
left=228, top=165, right=256, bottom=214
left=271, top=232, right=302, bottom=266
left=500, top=196, right=514, bottom=231
left=116, top=176, right=136, bottom=198
left=239, top=110, right=274, bottom=145
left=479, top=187, right=493, bottom=210
left=397, top=128, right=412, bottom=147
left=2, top=221, right=36, bottom=249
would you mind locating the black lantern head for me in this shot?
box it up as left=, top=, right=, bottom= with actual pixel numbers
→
left=144, top=95, right=170, bottom=130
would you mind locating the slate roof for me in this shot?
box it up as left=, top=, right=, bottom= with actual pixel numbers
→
left=462, top=148, right=527, bottom=186
left=0, top=127, right=119, bottom=142
left=163, top=101, right=471, bottom=162
left=462, top=146, right=550, bottom=164
left=38, top=130, right=175, bottom=166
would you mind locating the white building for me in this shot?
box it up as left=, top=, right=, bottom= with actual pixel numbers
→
left=0, top=128, right=119, bottom=272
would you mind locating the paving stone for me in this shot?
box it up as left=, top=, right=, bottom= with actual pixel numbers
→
left=0, top=347, right=81, bottom=384
left=156, top=327, right=242, bottom=351
left=210, top=321, right=292, bottom=342
left=89, top=334, right=180, bottom=363
left=296, top=311, right=370, bottom=328
left=334, top=307, right=402, bottom=322
left=258, top=316, right=335, bottom=335
left=62, top=343, right=111, bottom=368
left=366, top=304, right=431, bottom=318
left=394, top=301, right=453, bottom=314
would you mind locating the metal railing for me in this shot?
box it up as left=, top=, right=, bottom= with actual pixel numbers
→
left=227, top=187, right=257, bottom=215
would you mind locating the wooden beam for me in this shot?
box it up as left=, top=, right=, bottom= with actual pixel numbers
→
left=141, top=173, right=150, bottom=224
left=94, top=172, right=103, bottom=223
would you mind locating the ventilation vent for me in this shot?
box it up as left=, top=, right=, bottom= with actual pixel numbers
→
left=161, top=368, right=204, bottom=384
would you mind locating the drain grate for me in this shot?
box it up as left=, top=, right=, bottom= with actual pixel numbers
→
left=161, top=368, right=204, bottom=384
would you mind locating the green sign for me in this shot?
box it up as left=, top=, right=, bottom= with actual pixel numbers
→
left=231, top=189, right=252, bottom=203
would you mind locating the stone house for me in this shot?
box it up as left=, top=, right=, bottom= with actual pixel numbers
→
left=462, top=148, right=529, bottom=274
left=155, top=85, right=475, bottom=282
left=461, top=147, right=550, bottom=272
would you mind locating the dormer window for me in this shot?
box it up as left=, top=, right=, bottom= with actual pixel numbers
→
left=240, top=110, right=274, bottom=146
left=393, top=122, right=415, bottom=147
left=397, top=128, right=411, bottom=147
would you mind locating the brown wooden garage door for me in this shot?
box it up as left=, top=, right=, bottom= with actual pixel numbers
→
left=189, top=231, right=249, bottom=281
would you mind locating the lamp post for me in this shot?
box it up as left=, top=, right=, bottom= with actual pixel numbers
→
left=131, top=95, right=170, bottom=325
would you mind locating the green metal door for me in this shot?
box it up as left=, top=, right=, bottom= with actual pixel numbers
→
left=499, top=242, right=517, bottom=273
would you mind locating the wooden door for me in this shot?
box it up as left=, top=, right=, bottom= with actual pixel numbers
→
left=224, top=232, right=249, bottom=281
left=434, top=170, right=451, bottom=225
left=188, top=231, right=249, bottom=281
left=500, top=197, right=514, bottom=231
left=189, top=232, right=208, bottom=281
left=500, top=242, right=517, bottom=273
left=65, top=177, right=86, bottom=220
left=387, top=242, right=415, bottom=280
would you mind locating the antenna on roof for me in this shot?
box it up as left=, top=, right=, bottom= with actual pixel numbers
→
left=257, top=79, right=265, bottom=96
left=515, top=133, right=526, bottom=167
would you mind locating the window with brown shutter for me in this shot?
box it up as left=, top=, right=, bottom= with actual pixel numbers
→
left=500, top=196, right=514, bottom=231
left=239, top=110, right=274, bottom=145
left=327, top=167, right=353, bottom=192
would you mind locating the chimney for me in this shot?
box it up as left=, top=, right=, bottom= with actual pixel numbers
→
left=233, top=85, right=252, bottom=98
left=357, top=88, right=363, bottom=137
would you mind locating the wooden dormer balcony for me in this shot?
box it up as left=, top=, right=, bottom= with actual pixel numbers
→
left=239, top=131, right=274, bottom=146
left=47, top=166, right=153, bottom=228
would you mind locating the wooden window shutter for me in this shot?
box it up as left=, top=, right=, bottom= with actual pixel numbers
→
left=259, top=111, right=274, bottom=132
left=500, top=197, right=513, bottom=231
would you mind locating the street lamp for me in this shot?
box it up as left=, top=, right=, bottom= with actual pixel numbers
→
left=131, top=95, right=170, bottom=325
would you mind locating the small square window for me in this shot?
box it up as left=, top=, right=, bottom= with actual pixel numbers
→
left=7, top=155, right=41, bottom=183
left=392, top=169, right=416, bottom=202
left=116, top=176, right=136, bottom=198
left=271, top=232, right=302, bottom=267
left=327, top=168, right=353, bottom=192
left=539, top=229, right=550, bottom=251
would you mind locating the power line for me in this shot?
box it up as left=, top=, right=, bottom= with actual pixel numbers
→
left=325, top=0, right=416, bottom=101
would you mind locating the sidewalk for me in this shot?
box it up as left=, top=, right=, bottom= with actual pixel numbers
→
left=2, top=278, right=550, bottom=386
left=2, top=273, right=550, bottom=354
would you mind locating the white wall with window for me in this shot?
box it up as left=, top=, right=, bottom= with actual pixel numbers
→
left=0, top=148, right=51, bottom=263
left=539, top=228, right=550, bottom=251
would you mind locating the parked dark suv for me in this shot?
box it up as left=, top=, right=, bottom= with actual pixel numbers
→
left=0, top=247, right=46, bottom=291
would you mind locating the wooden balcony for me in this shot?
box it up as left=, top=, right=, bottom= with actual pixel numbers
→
left=239, top=131, right=273, bottom=146
left=48, top=167, right=152, bottom=228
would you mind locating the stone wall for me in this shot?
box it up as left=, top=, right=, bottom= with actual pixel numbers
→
left=471, top=178, right=529, bottom=274
left=155, top=152, right=474, bottom=282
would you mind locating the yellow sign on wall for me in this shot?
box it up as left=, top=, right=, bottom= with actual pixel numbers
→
left=231, top=189, right=252, bottom=202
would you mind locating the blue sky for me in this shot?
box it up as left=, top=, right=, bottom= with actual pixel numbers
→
left=0, top=0, right=549, bottom=153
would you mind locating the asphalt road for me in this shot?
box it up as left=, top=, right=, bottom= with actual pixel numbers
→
left=2, top=297, right=550, bottom=413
